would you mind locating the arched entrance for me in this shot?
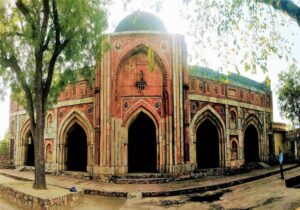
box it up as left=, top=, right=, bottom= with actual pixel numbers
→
left=128, top=112, right=157, bottom=173
left=25, top=132, right=34, bottom=166
left=244, top=124, right=259, bottom=163
left=66, top=123, right=87, bottom=171
left=196, top=120, right=219, bottom=169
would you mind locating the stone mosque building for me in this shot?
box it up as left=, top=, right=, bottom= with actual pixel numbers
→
left=8, top=12, right=274, bottom=179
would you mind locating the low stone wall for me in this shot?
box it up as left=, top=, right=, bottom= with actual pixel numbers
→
left=0, top=155, right=15, bottom=169
left=0, top=183, right=84, bottom=210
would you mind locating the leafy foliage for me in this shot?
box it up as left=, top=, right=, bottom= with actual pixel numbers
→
left=147, top=48, right=155, bottom=72
left=0, top=0, right=108, bottom=109
left=120, top=0, right=299, bottom=76
left=0, top=132, right=9, bottom=156
left=0, top=0, right=108, bottom=189
left=181, top=0, right=299, bottom=73
left=277, top=64, right=300, bottom=127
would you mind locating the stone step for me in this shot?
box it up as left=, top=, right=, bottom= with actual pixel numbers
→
left=285, top=174, right=300, bottom=188
left=257, top=162, right=271, bottom=168
left=16, top=166, right=26, bottom=171
left=193, top=168, right=225, bottom=176
left=115, top=177, right=170, bottom=184
left=121, top=173, right=173, bottom=179
left=0, top=165, right=15, bottom=169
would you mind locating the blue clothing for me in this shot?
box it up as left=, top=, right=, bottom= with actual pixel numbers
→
left=279, top=153, right=283, bottom=164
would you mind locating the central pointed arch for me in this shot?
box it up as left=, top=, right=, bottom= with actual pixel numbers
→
left=128, top=112, right=157, bottom=172
left=122, top=107, right=159, bottom=173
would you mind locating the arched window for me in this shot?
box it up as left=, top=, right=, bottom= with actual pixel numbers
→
left=46, top=144, right=52, bottom=163
left=199, top=81, right=204, bottom=92
left=10, top=120, right=15, bottom=134
left=214, top=84, right=218, bottom=94
left=221, top=85, right=225, bottom=95
left=230, top=110, right=237, bottom=129
left=191, top=79, right=195, bottom=90
left=206, top=82, right=210, bottom=92
left=231, top=141, right=238, bottom=160
left=65, top=87, right=70, bottom=98
left=72, top=85, right=77, bottom=96
left=80, top=84, right=86, bottom=95
left=46, top=114, right=53, bottom=133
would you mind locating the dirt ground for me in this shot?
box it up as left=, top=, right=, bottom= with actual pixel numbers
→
left=1, top=167, right=300, bottom=210
left=110, top=168, right=299, bottom=210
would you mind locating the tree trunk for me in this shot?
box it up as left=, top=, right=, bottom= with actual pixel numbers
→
left=32, top=113, right=47, bottom=189
left=32, top=54, right=47, bottom=189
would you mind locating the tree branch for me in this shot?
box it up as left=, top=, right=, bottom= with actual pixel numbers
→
left=52, top=0, right=61, bottom=45
left=0, top=56, right=36, bottom=129
left=42, top=0, right=70, bottom=104
left=16, top=0, right=37, bottom=34
left=257, top=0, right=300, bottom=27
left=41, top=0, right=50, bottom=50
left=43, top=39, right=69, bottom=104
left=42, top=27, right=53, bottom=51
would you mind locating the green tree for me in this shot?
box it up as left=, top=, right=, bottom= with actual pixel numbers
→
left=0, top=0, right=107, bottom=189
left=179, top=0, right=300, bottom=73
left=258, top=0, right=300, bottom=26
left=0, top=133, right=9, bottom=156
left=123, top=0, right=299, bottom=74
left=277, top=64, right=300, bottom=128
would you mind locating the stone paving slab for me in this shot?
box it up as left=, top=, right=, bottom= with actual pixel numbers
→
left=0, top=164, right=299, bottom=198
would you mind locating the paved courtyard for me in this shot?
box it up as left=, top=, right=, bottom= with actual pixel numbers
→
left=0, top=165, right=299, bottom=209
left=129, top=167, right=300, bottom=210
left=0, top=164, right=298, bottom=196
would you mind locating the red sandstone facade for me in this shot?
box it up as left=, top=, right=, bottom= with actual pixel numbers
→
left=9, top=12, right=273, bottom=178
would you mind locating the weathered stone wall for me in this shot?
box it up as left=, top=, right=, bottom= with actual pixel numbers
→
left=9, top=30, right=273, bottom=178
left=0, top=183, right=84, bottom=210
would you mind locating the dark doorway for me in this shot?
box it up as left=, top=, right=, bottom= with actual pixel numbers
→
left=244, top=124, right=259, bottom=163
left=9, top=139, right=14, bottom=160
left=196, top=120, right=220, bottom=169
left=26, top=132, right=34, bottom=166
left=128, top=112, right=157, bottom=173
left=268, top=134, right=274, bottom=158
left=66, top=123, right=87, bottom=171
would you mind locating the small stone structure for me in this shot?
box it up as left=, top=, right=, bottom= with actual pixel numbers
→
left=0, top=181, right=83, bottom=209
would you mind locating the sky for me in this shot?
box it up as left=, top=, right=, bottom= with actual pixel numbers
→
left=0, top=0, right=299, bottom=140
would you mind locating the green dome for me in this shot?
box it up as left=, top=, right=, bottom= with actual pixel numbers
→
left=115, top=11, right=167, bottom=32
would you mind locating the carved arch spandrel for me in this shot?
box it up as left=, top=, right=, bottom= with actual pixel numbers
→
left=122, top=100, right=160, bottom=128
left=114, top=42, right=169, bottom=91
left=58, top=109, right=94, bottom=146
left=242, top=114, right=263, bottom=133
left=189, top=105, right=226, bottom=168
left=190, top=105, right=225, bottom=140
left=57, top=109, right=95, bottom=173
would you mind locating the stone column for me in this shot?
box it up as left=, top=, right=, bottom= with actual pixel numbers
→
left=295, top=141, right=298, bottom=160
left=224, top=104, right=229, bottom=167
left=171, top=35, right=185, bottom=172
